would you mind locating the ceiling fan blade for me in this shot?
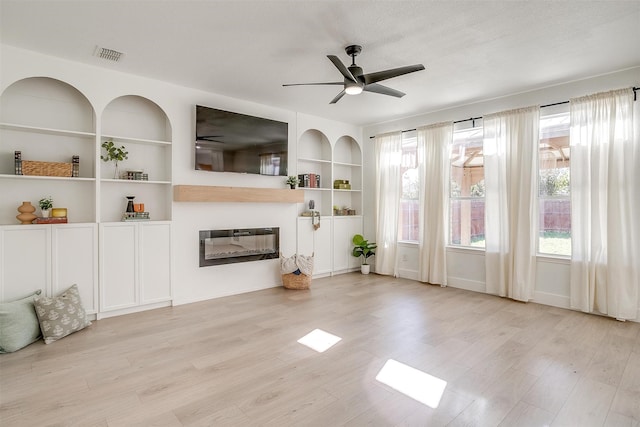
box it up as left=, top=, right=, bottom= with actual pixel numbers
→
left=327, top=55, right=357, bottom=83
left=363, top=64, right=425, bottom=85
left=330, top=90, right=346, bottom=104
left=196, top=135, right=225, bottom=141
left=283, top=82, right=343, bottom=87
left=363, top=83, right=406, bottom=98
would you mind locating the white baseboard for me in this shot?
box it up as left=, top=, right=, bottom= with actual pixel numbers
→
left=313, top=271, right=332, bottom=279
left=398, top=268, right=419, bottom=281
left=532, top=291, right=571, bottom=309
left=313, top=269, right=333, bottom=278
left=97, top=301, right=172, bottom=319
left=331, top=268, right=360, bottom=276
left=447, top=276, right=486, bottom=293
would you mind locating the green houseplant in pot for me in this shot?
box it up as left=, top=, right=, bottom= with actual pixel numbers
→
left=352, top=234, right=376, bottom=274
left=285, top=175, right=298, bottom=189
left=101, top=140, right=128, bottom=179
left=38, top=196, right=53, bottom=218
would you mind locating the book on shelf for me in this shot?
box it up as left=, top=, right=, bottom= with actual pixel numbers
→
left=14, top=151, right=22, bottom=175
left=122, top=212, right=150, bottom=221
left=298, top=174, right=309, bottom=188
left=298, top=173, right=320, bottom=188
left=34, top=217, right=68, bottom=224
left=72, top=155, right=80, bottom=177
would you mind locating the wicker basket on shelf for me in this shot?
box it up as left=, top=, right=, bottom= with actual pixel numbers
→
left=22, top=160, right=73, bottom=177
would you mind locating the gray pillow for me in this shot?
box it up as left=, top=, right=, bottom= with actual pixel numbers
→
left=34, top=284, right=91, bottom=344
left=0, top=290, right=42, bottom=353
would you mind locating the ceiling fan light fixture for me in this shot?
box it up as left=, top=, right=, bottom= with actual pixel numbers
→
left=345, top=82, right=363, bottom=95
left=283, top=44, right=425, bottom=103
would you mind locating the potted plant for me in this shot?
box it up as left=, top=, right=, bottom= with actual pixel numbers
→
left=101, top=140, right=128, bottom=179
left=38, top=196, right=53, bottom=218
left=285, top=176, right=298, bottom=189
left=351, top=234, right=377, bottom=274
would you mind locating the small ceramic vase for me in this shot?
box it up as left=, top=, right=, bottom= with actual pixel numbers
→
left=16, top=201, right=37, bottom=224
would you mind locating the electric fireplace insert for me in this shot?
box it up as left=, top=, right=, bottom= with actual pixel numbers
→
left=199, top=227, right=279, bottom=267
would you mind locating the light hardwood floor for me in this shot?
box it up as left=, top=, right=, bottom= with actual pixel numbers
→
left=1, top=273, right=639, bottom=426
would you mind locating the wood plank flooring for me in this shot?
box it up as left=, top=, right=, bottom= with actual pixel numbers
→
left=1, top=273, right=639, bottom=426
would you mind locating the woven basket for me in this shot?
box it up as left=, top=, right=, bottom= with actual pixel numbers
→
left=22, top=160, right=73, bottom=177
left=282, top=272, right=311, bottom=290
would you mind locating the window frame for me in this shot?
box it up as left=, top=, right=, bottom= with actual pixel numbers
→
left=537, top=109, right=571, bottom=258
left=448, top=123, right=485, bottom=249
left=398, top=132, right=419, bottom=243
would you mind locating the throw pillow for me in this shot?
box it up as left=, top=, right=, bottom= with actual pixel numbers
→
left=34, top=284, right=91, bottom=344
left=0, top=290, right=42, bottom=353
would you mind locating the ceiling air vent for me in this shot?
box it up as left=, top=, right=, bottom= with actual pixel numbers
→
left=94, top=46, right=124, bottom=62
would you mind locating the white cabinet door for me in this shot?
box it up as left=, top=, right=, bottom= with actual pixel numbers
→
left=99, top=222, right=171, bottom=314
left=0, top=224, right=97, bottom=315
left=100, top=223, right=137, bottom=311
left=139, top=222, right=171, bottom=304
left=52, top=224, right=98, bottom=314
left=297, top=217, right=332, bottom=276
left=333, top=216, right=363, bottom=272
left=0, top=225, right=50, bottom=302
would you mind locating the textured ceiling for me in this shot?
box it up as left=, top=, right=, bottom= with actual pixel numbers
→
left=1, top=0, right=639, bottom=126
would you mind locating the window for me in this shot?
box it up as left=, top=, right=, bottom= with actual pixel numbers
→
left=449, top=126, right=485, bottom=247
left=399, top=133, right=418, bottom=241
left=538, top=112, right=571, bottom=256
left=398, top=112, right=571, bottom=255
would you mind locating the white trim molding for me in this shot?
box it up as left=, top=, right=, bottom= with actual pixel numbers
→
left=447, top=276, right=485, bottom=293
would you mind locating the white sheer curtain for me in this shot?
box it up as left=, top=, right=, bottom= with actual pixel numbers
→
left=570, top=88, right=639, bottom=320
left=484, top=106, right=539, bottom=301
left=417, top=122, right=452, bottom=286
left=375, top=131, right=402, bottom=276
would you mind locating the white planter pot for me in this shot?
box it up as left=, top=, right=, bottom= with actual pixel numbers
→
left=41, top=209, right=50, bottom=218
left=361, top=264, right=370, bottom=275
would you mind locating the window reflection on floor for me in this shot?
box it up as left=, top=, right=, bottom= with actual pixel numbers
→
left=376, top=359, right=447, bottom=408
left=297, top=328, right=342, bottom=353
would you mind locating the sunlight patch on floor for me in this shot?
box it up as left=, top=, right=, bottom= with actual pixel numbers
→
left=375, top=359, right=447, bottom=408
left=297, top=328, right=342, bottom=353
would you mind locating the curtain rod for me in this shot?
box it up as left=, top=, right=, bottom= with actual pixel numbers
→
left=368, top=86, right=639, bottom=139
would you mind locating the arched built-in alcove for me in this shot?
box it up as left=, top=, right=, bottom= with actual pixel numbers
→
left=99, top=95, right=172, bottom=222
left=0, top=77, right=97, bottom=224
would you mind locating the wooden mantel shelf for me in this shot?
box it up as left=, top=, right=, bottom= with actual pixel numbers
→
left=173, top=185, right=304, bottom=203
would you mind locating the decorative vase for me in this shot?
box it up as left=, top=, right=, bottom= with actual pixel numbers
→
left=361, top=264, right=370, bottom=275
left=289, top=184, right=295, bottom=189
left=41, top=209, right=50, bottom=218
left=126, top=196, right=135, bottom=213
left=16, top=201, right=37, bottom=224
left=113, top=163, right=120, bottom=179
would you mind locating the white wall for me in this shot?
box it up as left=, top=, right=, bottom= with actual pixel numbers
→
left=1, top=44, right=361, bottom=305
left=363, top=67, right=640, bottom=314
left=3, top=44, right=637, bottom=314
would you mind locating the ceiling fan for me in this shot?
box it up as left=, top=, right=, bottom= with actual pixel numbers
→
left=283, top=44, right=425, bottom=104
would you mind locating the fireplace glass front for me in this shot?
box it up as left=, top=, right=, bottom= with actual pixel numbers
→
left=199, top=227, right=279, bottom=267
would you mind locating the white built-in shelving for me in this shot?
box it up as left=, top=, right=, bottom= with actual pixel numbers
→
left=99, top=95, right=172, bottom=223
left=296, top=128, right=363, bottom=276
left=0, top=77, right=97, bottom=224
left=0, top=77, right=172, bottom=316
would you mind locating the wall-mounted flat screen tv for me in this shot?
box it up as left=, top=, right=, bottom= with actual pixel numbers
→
left=195, top=105, right=288, bottom=176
